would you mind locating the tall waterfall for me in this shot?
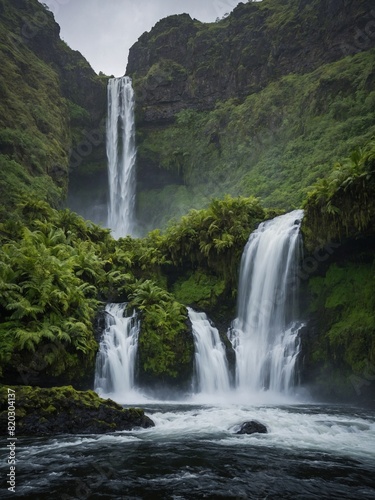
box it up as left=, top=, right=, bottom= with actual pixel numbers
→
left=106, top=76, right=137, bottom=238
left=188, top=308, right=230, bottom=394
left=94, top=303, right=139, bottom=397
left=230, top=210, right=304, bottom=394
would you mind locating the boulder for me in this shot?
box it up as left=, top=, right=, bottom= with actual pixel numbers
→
left=236, top=420, right=268, bottom=435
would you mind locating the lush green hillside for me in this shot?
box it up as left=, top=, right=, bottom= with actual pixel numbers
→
left=125, top=0, right=375, bottom=232
left=300, top=141, right=375, bottom=402
left=0, top=0, right=374, bottom=404
left=0, top=194, right=268, bottom=388
left=0, top=0, right=107, bottom=220
left=135, top=49, right=375, bottom=230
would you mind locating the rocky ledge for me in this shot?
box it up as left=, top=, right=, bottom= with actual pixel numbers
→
left=0, top=385, right=154, bottom=435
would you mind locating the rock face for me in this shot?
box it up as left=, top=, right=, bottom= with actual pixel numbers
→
left=3, top=0, right=107, bottom=124
left=0, top=385, right=154, bottom=435
left=0, top=0, right=107, bottom=212
left=236, top=420, right=268, bottom=435
left=127, top=0, right=375, bottom=124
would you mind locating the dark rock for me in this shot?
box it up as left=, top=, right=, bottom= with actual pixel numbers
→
left=236, top=420, right=268, bottom=435
left=0, top=385, right=155, bottom=436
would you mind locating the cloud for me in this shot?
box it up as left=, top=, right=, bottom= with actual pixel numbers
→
left=39, top=0, right=242, bottom=76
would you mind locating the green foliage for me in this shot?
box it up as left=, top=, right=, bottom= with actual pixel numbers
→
left=0, top=156, right=63, bottom=219
left=0, top=8, right=71, bottom=207
left=162, top=195, right=265, bottom=287
left=0, top=201, right=115, bottom=380
left=139, top=59, right=187, bottom=85
left=172, top=271, right=225, bottom=310
left=0, top=0, right=107, bottom=220
left=129, top=280, right=193, bottom=379
left=136, top=49, right=375, bottom=230
left=66, top=100, right=91, bottom=125
left=0, top=0, right=373, bottom=395
left=303, top=140, right=375, bottom=250
left=308, top=262, right=375, bottom=381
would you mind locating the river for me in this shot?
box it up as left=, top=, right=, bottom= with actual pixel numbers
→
left=2, top=394, right=375, bottom=499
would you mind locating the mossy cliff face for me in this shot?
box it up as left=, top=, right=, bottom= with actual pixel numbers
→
left=128, top=0, right=375, bottom=123
left=126, top=0, right=375, bottom=232
left=128, top=282, right=194, bottom=389
left=0, top=0, right=107, bottom=219
left=0, top=385, right=154, bottom=435
left=300, top=144, right=375, bottom=403
left=300, top=246, right=375, bottom=404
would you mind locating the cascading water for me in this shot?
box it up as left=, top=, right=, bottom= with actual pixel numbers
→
left=94, top=303, right=139, bottom=398
left=106, top=76, right=137, bottom=238
left=230, top=210, right=304, bottom=394
left=188, top=308, right=230, bottom=394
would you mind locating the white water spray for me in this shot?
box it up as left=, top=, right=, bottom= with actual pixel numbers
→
left=230, top=210, right=304, bottom=394
left=94, top=303, right=139, bottom=397
left=106, top=76, right=137, bottom=238
left=188, top=308, right=230, bottom=394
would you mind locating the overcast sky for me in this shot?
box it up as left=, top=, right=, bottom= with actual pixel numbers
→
left=38, top=0, right=244, bottom=76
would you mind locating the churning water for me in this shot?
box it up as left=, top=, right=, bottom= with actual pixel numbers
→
left=4, top=403, right=375, bottom=499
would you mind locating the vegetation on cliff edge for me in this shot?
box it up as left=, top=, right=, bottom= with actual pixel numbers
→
left=135, top=49, right=375, bottom=231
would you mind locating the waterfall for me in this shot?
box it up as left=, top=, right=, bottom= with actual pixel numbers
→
left=106, top=76, right=137, bottom=238
left=188, top=308, right=230, bottom=394
left=94, top=303, right=139, bottom=397
left=230, top=210, right=304, bottom=394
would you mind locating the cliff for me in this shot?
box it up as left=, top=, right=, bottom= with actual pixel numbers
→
left=127, top=0, right=375, bottom=124
left=299, top=141, right=375, bottom=404
left=125, top=0, right=375, bottom=232
left=0, top=0, right=107, bottom=219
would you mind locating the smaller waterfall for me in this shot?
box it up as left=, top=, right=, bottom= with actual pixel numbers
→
left=94, top=303, right=139, bottom=397
left=106, top=76, right=137, bottom=238
left=231, top=210, right=304, bottom=394
left=188, top=308, right=230, bottom=394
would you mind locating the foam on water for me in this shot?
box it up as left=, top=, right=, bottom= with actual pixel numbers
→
left=143, top=404, right=375, bottom=462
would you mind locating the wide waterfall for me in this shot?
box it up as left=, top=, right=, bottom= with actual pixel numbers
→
left=230, top=210, right=304, bottom=394
left=94, top=303, right=139, bottom=398
left=106, top=76, right=137, bottom=238
left=188, top=308, right=230, bottom=394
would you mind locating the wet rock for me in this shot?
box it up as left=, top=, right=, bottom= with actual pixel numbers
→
left=236, top=420, right=268, bottom=435
left=0, top=385, right=154, bottom=436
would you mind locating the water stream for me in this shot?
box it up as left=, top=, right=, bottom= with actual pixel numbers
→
left=94, top=303, right=139, bottom=400
left=188, top=308, right=230, bottom=394
left=231, top=209, right=304, bottom=393
left=4, top=404, right=374, bottom=499
left=106, top=76, right=137, bottom=238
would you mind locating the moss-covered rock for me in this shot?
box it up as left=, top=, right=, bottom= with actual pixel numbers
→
left=172, top=270, right=225, bottom=311
left=0, top=385, right=154, bottom=435
left=300, top=237, right=375, bottom=404
left=128, top=281, right=194, bottom=388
